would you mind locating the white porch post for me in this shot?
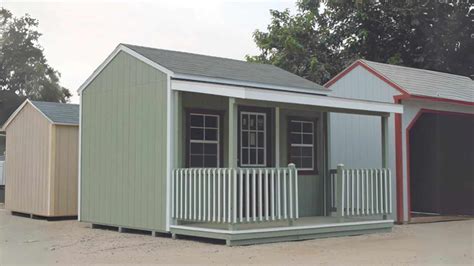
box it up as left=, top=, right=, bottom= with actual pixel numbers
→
left=381, top=115, right=389, bottom=168
left=227, top=98, right=237, bottom=230
left=381, top=115, right=389, bottom=219
left=171, top=90, right=181, bottom=227
left=275, top=107, right=280, bottom=167
left=228, top=97, right=237, bottom=168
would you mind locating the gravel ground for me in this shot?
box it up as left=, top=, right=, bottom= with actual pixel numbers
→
left=0, top=205, right=472, bottom=264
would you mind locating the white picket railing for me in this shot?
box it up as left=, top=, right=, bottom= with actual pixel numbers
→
left=332, top=165, right=392, bottom=217
left=171, top=164, right=299, bottom=224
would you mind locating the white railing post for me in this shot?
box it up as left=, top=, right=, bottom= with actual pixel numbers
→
left=335, top=164, right=345, bottom=217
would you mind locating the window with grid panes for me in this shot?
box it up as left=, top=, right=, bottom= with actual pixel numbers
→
left=188, top=113, right=220, bottom=167
left=288, top=119, right=315, bottom=171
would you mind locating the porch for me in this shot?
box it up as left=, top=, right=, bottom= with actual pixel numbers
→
left=170, top=165, right=393, bottom=245
left=171, top=216, right=392, bottom=246
left=169, top=81, right=402, bottom=245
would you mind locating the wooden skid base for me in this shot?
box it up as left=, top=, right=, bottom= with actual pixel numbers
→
left=11, top=211, right=77, bottom=221
left=170, top=220, right=393, bottom=246
left=90, top=223, right=169, bottom=238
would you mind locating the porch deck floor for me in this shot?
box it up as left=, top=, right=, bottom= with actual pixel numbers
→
left=171, top=216, right=394, bottom=246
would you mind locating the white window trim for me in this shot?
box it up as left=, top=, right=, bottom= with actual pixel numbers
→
left=189, top=113, right=220, bottom=167
left=289, top=120, right=315, bottom=171
left=240, top=111, right=267, bottom=167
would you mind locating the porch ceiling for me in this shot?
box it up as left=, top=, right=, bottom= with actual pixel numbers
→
left=172, top=79, right=403, bottom=116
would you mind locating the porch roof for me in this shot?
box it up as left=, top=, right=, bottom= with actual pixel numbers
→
left=172, top=79, right=403, bottom=116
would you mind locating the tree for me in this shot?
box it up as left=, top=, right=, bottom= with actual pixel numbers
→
left=0, top=8, right=71, bottom=125
left=246, top=0, right=340, bottom=84
left=249, top=0, right=473, bottom=84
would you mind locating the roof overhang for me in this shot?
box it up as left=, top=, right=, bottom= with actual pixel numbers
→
left=78, top=44, right=329, bottom=96
left=172, top=79, right=403, bottom=116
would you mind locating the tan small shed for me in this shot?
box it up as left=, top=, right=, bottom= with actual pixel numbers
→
left=1, top=100, right=79, bottom=217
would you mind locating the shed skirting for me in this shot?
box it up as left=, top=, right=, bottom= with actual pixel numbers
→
left=170, top=219, right=393, bottom=246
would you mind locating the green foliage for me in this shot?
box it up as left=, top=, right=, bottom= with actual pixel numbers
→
left=0, top=8, right=71, bottom=105
left=249, top=0, right=473, bottom=84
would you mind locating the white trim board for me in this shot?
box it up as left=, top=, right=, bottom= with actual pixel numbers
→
left=173, top=73, right=329, bottom=96
left=170, top=219, right=394, bottom=235
left=172, top=80, right=403, bottom=115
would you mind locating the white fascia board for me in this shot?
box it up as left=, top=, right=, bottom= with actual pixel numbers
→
left=77, top=44, right=174, bottom=94
left=53, top=123, right=79, bottom=127
left=173, top=73, right=329, bottom=96
left=171, top=79, right=403, bottom=115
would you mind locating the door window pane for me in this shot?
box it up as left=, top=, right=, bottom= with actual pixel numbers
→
left=242, top=131, right=249, bottom=147
left=240, top=112, right=267, bottom=167
left=257, top=132, right=264, bottom=147
left=257, top=149, right=264, bottom=165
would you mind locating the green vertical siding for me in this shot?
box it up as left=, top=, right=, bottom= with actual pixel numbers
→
left=81, top=51, right=168, bottom=231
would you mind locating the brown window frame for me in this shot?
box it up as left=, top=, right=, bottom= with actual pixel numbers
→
left=185, top=108, right=225, bottom=168
left=287, top=116, right=318, bottom=175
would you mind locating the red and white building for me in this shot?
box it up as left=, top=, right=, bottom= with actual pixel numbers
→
left=325, top=60, right=473, bottom=223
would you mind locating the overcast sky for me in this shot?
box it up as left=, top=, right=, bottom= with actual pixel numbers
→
left=2, top=0, right=297, bottom=103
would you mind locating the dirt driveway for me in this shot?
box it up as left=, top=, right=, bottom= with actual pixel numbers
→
left=0, top=206, right=472, bottom=264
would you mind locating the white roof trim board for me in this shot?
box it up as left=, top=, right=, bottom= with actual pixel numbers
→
left=172, top=79, right=403, bottom=115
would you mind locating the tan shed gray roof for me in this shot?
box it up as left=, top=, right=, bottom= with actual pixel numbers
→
left=123, top=44, right=326, bottom=92
left=362, top=60, right=474, bottom=103
left=30, top=101, right=79, bottom=125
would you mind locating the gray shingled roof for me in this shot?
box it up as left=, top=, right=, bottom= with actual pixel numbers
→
left=30, top=101, right=79, bottom=125
left=362, top=60, right=474, bottom=103
left=123, top=44, right=327, bottom=92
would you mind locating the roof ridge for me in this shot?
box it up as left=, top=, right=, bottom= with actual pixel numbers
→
left=360, top=59, right=472, bottom=81
left=30, top=100, right=79, bottom=107
left=121, top=43, right=282, bottom=69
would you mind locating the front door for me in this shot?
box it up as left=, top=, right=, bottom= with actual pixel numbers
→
left=237, top=106, right=273, bottom=218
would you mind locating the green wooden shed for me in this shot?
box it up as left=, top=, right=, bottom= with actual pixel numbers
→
left=78, top=44, right=403, bottom=245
